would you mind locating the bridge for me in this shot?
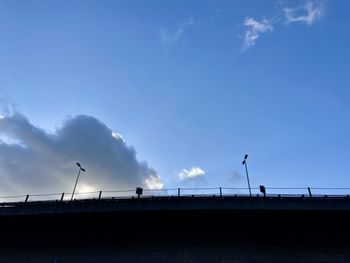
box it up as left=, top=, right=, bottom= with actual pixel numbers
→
left=1, top=188, right=350, bottom=262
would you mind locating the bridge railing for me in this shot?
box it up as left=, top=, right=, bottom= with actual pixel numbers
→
left=1, top=187, right=350, bottom=204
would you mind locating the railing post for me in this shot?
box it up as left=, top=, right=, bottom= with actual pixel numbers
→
left=178, top=188, right=180, bottom=197
left=25, top=195, right=29, bottom=202
left=308, top=187, right=312, bottom=198
left=219, top=187, right=222, bottom=197
left=60, top=193, right=65, bottom=201
left=98, top=191, right=102, bottom=200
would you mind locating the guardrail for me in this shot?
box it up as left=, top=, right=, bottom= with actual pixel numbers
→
left=1, top=187, right=350, bottom=204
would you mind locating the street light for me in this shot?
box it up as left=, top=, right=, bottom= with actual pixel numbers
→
left=71, top=162, right=86, bottom=201
left=242, top=154, right=252, bottom=197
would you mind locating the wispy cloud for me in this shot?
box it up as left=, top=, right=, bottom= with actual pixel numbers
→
left=284, top=0, right=325, bottom=25
left=178, top=166, right=205, bottom=181
left=159, top=17, right=195, bottom=48
left=242, top=17, right=274, bottom=50
left=241, top=0, right=326, bottom=51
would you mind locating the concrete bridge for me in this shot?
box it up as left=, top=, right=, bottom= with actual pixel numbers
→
left=1, top=195, right=350, bottom=262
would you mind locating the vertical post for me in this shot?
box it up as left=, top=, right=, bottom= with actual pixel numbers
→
left=178, top=188, right=180, bottom=197
left=244, top=162, right=252, bottom=197
left=308, top=187, right=312, bottom=198
left=242, top=154, right=252, bottom=197
left=71, top=163, right=86, bottom=201
left=60, top=193, right=65, bottom=201
left=98, top=191, right=102, bottom=200
left=25, top=195, right=29, bottom=202
left=71, top=168, right=81, bottom=201
left=219, top=187, right=222, bottom=197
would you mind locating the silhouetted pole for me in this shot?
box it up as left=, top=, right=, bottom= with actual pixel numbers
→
left=71, top=162, right=86, bottom=201
left=308, top=187, right=312, bottom=198
left=242, top=154, right=252, bottom=197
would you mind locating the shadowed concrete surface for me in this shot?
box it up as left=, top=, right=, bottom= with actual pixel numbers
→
left=0, top=196, right=350, bottom=262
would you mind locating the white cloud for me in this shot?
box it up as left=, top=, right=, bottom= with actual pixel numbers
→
left=242, top=17, right=273, bottom=50
left=0, top=112, right=162, bottom=196
left=284, top=0, right=324, bottom=26
left=178, top=167, right=205, bottom=180
left=240, top=0, right=326, bottom=51
left=159, top=17, right=195, bottom=48
left=112, top=131, right=125, bottom=143
left=76, top=183, right=96, bottom=193
left=145, top=173, right=163, bottom=189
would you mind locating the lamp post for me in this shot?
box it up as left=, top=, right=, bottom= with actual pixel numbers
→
left=242, top=154, right=252, bottom=197
left=71, top=162, right=86, bottom=201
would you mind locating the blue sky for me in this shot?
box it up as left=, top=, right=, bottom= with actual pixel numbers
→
left=0, top=0, right=350, bottom=195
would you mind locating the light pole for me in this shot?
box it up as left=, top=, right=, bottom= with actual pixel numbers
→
left=242, top=154, right=252, bottom=197
left=71, top=162, right=86, bottom=201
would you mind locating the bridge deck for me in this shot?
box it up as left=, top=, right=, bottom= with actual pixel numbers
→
left=1, top=194, right=350, bottom=216
left=1, top=195, right=350, bottom=262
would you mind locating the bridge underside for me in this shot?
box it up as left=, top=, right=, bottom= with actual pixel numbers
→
left=1, top=197, right=350, bottom=262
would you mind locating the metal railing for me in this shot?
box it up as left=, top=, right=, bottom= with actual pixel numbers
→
left=1, top=187, right=350, bottom=204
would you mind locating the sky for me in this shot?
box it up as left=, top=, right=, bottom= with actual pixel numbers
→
left=0, top=0, right=350, bottom=197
